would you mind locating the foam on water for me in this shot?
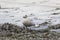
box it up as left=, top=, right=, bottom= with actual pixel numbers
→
left=0, top=0, right=60, bottom=30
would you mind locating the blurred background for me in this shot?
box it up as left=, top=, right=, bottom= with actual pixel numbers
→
left=0, top=0, right=60, bottom=8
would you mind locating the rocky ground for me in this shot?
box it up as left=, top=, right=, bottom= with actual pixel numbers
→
left=0, top=23, right=60, bottom=40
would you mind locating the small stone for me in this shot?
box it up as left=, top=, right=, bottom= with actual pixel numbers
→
left=34, top=24, right=39, bottom=27
left=52, top=13, right=60, bottom=15
left=55, top=8, right=60, bottom=10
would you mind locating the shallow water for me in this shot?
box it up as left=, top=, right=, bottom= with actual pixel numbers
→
left=0, top=0, right=60, bottom=30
